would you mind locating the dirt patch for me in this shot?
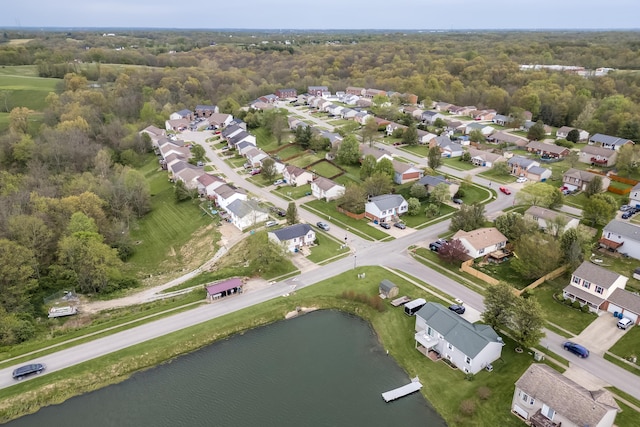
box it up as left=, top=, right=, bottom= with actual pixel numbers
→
left=285, top=306, right=318, bottom=319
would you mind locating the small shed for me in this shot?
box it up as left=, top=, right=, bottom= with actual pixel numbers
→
left=205, top=277, right=244, bottom=301
left=379, top=279, right=399, bottom=299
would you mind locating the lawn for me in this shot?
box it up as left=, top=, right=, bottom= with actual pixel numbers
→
left=529, top=278, right=597, bottom=336
left=399, top=144, right=430, bottom=157
left=442, top=157, right=478, bottom=171
left=477, top=169, right=517, bottom=184
left=474, top=259, right=532, bottom=290
left=307, top=232, right=350, bottom=263
left=304, top=199, right=388, bottom=241
left=272, top=144, right=305, bottom=161
left=273, top=183, right=311, bottom=200
left=288, top=152, right=323, bottom=168
left=307, top=160, right=343, bottom=178
left=0, top=74, right=59, bottom=111
left=608, top=323, right=640, bottom=366
left=127, top=156, right=218, bottom=276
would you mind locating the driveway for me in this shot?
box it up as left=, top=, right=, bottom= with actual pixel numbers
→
left=572, top=312, right=629, bottom=356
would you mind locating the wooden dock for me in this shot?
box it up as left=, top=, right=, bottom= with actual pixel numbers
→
left=381, top=377, right=422, bottom=402
left=390, top=296, right=411, bottom=307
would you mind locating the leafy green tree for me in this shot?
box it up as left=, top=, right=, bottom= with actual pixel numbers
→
left=67, top=212, right=99, bottom=235
left=336, top=135, right=360, bottom=165
left=511, top=233, right=562, bottom=279
left=309, top=135, right=330, bottom=152
left=270, top=113, right=288, bottom=145
left=469, top=129, right=485, bottom=143
left=407, top=197, right=421, bottom=215
left=362, top=117, right=379, bottom=147
left=565, top=151, right=579, bottom=168
left=516, top=182, right=563, bottom=208
left=511, top=297, right=545, bottom=349
left=286, top=202, right=298, bottom=225
left=491, top=161, right=510, bottom=176
left=402, top=124, right=418, bottom=145
left=0, top=239, right=37, bottom=312
left=360, top=154, right=377, bottom=180
left=174, top=179, right=194, bottom=202
left=585, top=175, right=603, bottom=197
left=410, top=182, right=428, bottom=200
left=424, top=204, right=439, bottom=217
left=431, top=182, right=450, bottom=205
left=616, top=144, right=638, bottom=176
left=295, top=125, right=313, bottom=148
left=363, top=172, right=393, bottom=197
left=449, top=203, right=486, bottom=232
left=245, top=231, right=288, bottom=276
left=566, top=128, right=580, bottom=143
left=374, top=158, right=395, bottom=180
left=583, top=193, right=617, bottom=226
left=428, top=146, right=442, bottom=170
left=261, top=157, right=277, bottom=181
left=433, top=118, right=447, bottom=128
left=494, top=212, right=537, bottom=241
left=190, top=144, right=206, bottom=163
left=527, top=121, right=546, bottom=141
left=12, top=134, right=35, bottom=166
left=338, top=183, right=367, bottom=214
left=481, top=282, right=517, bottom=329
left=560, top=227, right=589, bottom=269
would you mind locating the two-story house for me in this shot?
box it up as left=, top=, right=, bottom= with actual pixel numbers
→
left=311, top=177, right=345, bottom=201
left=512, top=364, right=619, bottom=427
left=197, top=173, right=225, bottom=199
left=283, top=165, right=313, bottom=187
left=392, top=160, right=423, bottom=184
left=364, top=194, right=408, bottom=223
left=421, top=110, right=445, bottom=125
left=508, top=156, right=540, bottom=178
left=452, top=227, right=507, bottom=259
left=524, top=206, right=579, bottom=235
left=599, top=219, right=640, bottom=259
left=212, top=184, right=247, bottom=210
left=225, top=199, right=269, bottom=231
left=414, top=302, right=503, bottom=375
left=556, top=126, right=589, bottom=141
left=268, top=223, right=316, bottom=253
left=563, top=261, right=628, bottom=313
left=562, top=169, right=611, bottom=192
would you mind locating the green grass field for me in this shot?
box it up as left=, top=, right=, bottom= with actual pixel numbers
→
left=307, top=160, right=343, bottom=178
left=126, top=156, right=218, bottom=276
left=0, top=74, right=59, bottom=110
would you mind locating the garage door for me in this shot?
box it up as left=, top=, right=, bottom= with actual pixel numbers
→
left=608, top=303, right=622, bottom=315
left=622, top=311, right=638, bottom=323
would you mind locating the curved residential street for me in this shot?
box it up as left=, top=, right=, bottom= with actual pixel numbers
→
left=3, top=116, right=634, bottom=405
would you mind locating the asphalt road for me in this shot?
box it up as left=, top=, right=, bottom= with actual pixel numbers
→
left=3, top=119, right=632, bottom=400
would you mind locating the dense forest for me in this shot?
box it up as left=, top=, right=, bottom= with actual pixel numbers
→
left=0, top=29, right=639, bottom=345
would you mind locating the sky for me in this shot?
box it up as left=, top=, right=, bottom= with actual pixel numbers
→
left=2, top=0, right=639, bottom=30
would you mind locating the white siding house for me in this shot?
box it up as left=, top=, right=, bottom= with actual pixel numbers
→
left=268, top=223, right=316, bottom=253
left=599, top=219, right=640, bottom=260
left=563, top=261, right=628, bottom=313
left=414, top=302, right=503, bottom=375
left=452, top=227, right=507, bottom=259
left=311, top=177, right=345, bottom=201
left=364, top=194, right=408, bottom=223
left=225, top=199, right=269, bottom=231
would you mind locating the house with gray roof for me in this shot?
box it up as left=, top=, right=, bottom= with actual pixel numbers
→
left=489, top=130, right=528, bottom=146
left=197, top=173, right=225, bottom=199
left=465, top=122, right=494, bottom=136
left=311, top=177, right=344, bottom=201
left=492, top=114, right=512, bottom=126
left=169, top=109, right=193, bottom=121
left=524, top=206, right=579, bottom=235
left=563, top=261, right=628, bottom=313
left=512, top=364, right=619, bottom=427
left=392, top=160, right=423, bottom=184
left=421, top=110, right=445, bottom=125
left=268, top=223, right=316, bottom=253
left=225, top=199, right=269, bottom=231
left=556, top=126, right=588, bottom=141
left=414, top=302, right=503, bottom=375
left=228, top=131, right=256, bottom=148
left=588, top=133, right=634, bottom=151
left=508, top=156, right=540, bottom=177
left=169, top=161, right=204, bottom=189
left=605, top=288, right=640, bottom=325
left=212, top=184, right=247, bottom=210
left=195, top=105, right=218, bottom=117
left=599, top=219, right=640, bottom=260
left=418, top=175, right=459, bottom=198
left=526, top=141, right=569, bottom=158
left=365, top=194, right=408, bottom=223
left=467, top=148, right=505, bottom=168
left=562, top=168, right=610, bottom=192
left=579, top=145, right=618, bottom=167
left=526, top=165, right=552, bottom=182
left=221, top=124, right=244, bottom=140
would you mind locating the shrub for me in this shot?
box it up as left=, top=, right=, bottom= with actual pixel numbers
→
left=572, top=301, right=582, bottom=309
left=464, top=373, right=475, bottom=381
left=564, top=298, right=573, bottom=306
left=477, top=386, right=492, bottom=400
left=459, top=399, right=476, bottom=416
left=581, top=304, right=590, bottom=313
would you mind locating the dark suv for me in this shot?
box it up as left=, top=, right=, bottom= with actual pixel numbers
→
left=449, top=304, right=465, bottom=315
left=12, top=363, right=46, bottom=380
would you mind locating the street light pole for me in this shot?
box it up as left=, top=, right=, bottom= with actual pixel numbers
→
left=354, top=255, right=357, bottom=270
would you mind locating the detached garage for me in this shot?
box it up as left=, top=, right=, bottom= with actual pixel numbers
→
left=605, top=288, right=640, bottom=324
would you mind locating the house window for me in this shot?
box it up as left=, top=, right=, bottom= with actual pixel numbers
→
left=595, top=286, right=604, bottom=295
left=582, top=280, right=591, bottom=290
left=427, top=327, right=432, bottom=336
left=521, top=392, right=529, bottom=403
left=465, top=356, right=471, bottom=364
left=438, top=334, right=443, bottom=340
left=447, top=343, right=454, bottom=351
left=463, top=367, right=469, bottom=373
left=572, top=276, right=581, bottom=284
left=541, top=404, right=555, bottom=420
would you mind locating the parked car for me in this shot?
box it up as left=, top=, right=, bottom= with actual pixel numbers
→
left=429, top=239, right=447, bottom=252
left=393, top=222, right=406, bottom=229
left=270, top=207, right=286, bottom=217
left=265, top=220, right=278, bottom=227
left=499, top=186, right=511, bottom=195
left=562, top=189, right=572, bottom=195
left=12, top=363, right=45, bottom=380
left=516, top=176, right=528, bottom=183
left=620, top=205, right=630, bottom=211
left=448, top=304, right=465, bottom=315
left=452, top=198, right=463, bottom=205
left=562, top=341, right=589, bottom=358
left=316, top=221, right=330, bottom=231
left=617, top=317, right=633, bottom=330
left=250, top=169, right=261, bottom=175
left=380, top=222, right=391, bottom=229
left=273, top=179, right=285, bottom=186
left=622, top=211, right=634, bottom=219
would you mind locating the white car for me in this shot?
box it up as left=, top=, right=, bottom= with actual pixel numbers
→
left=516, top=176, right=528, bottom=183
left=273, top=179, right=285, bottom=186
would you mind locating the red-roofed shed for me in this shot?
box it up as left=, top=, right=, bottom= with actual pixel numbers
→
left=205, top=277, right=244, bottom=301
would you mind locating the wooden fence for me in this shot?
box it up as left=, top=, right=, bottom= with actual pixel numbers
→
left=460, top=259, right=499, bottom=285
left=514, top=265, right=568, bottom=296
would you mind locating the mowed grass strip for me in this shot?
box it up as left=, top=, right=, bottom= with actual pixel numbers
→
left=128, top=157, right=215, bottom=274
left=0, top=75, right=59, bottom=110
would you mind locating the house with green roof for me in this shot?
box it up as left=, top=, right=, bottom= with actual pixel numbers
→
left=414, top=302, right=503, bottom=374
